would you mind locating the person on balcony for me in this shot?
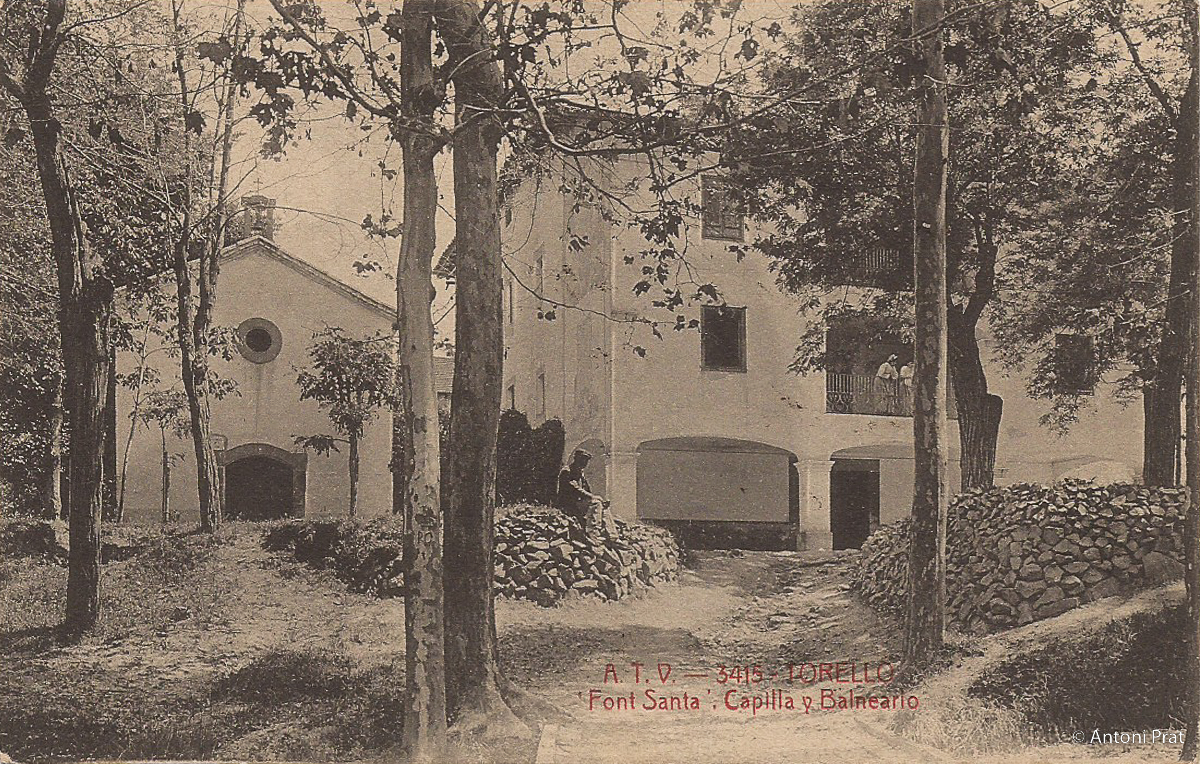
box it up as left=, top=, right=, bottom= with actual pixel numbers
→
left=875, top=354, right=901, bottom=414
left=899, top=362, right=914, bottom=415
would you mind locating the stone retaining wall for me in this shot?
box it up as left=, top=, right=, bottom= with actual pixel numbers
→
left=853, top=481, right=1188, bottom=633
left=264, top=504, right=681, bottom=606
left=495, top=505, right=680, bottom=606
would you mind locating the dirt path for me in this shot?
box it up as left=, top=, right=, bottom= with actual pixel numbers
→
left=495, top=550, right=946, bottom=764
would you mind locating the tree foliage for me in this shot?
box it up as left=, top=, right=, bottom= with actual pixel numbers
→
left=296, top=327, right=398, bottom=443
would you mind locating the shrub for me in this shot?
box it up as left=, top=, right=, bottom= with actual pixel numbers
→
left=264, top=517, right=404, bottom=596
left=0, top=517, right=62, bottom=560
left=495, top=410, right=565, bottom=505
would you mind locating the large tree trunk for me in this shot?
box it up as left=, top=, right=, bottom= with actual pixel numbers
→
left=61, top=288, right=111, bottom=634
left=397, top=2, right=447, bottom=759
left=45, top=375, right=63, bottom=520
left=437, top=0, right=523, bottom=735
left=1180, top=6, right=1199, bottom=759
left=948, top=312, right=1001, bottom=491
left=1145, top=71, right=1198, bottom=487
left=4, top=5, right=109, bottom=633
left=905, top=0, right=950, bottom=669
left=23, top=80, right=112, bottom=634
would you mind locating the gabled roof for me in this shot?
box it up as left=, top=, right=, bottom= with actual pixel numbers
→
left=222, top=235, right=396, bottom=319
left=224, top=235, right=456, bottom=395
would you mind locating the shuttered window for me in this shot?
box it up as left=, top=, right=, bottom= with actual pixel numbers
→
left=701, top=176, right=743, bottom=242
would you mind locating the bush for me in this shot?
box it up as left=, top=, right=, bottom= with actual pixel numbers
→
left=264, top=517, right=404, bottom=596
left=213, top=648, right=357, bottom=705
left=0, top=517, right=62, bottom=560
left=495, top=410, right=565, bottom=505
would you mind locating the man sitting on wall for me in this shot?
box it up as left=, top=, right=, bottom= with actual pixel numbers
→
left=556, top=449, right=613, bottom=534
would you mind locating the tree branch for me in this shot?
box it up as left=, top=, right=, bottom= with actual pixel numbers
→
left=1114, top=21, right=1177, bottom=126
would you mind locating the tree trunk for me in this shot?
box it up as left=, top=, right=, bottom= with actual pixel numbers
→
left=437, top=0, right=523, bottom=734
left=161, top=431, right=170, bottom=525
left=175, top=242, right=223, bottom=533
left=61, top=289, right=111, bottom=634
left=1182, top=212, right=1200, bottom=761
left=22, top=84, right=112, bottom=635
left=349, top=433, right=359, bottom=518
left=103, top=344, right=118, bottom=521
left=1146, top=71, right=1198, bottom=487
left=905, top=0, right=949, bottom=669
left=949, top=312, right=1001, bottom=491
left=117, top=320, right=152, bottom=519
left=397, top=2, right=447, bottom=759
left=45, top=375, right=63, bottom=520
left=1180, top=6, right=1199, bottom=759
left=1144, top=385, right=1181, bottom=486
left=168, top=0, right=243, bottom=533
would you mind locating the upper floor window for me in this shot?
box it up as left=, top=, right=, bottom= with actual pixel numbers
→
left=701, top=305, right=747, bottom=372
left=1055, top=334, right=1096, bottom=395
left=506, top=384, right=516, bottom=410
left=701, top=176, right=743, bottom=242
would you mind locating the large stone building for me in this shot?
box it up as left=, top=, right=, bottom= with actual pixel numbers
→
left=495, top=160, right=1144, bottom=551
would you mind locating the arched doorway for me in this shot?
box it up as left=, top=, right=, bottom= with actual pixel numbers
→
left=636, top=436, right=798, bottom=549
left=218, top=443, right=306, bottom=520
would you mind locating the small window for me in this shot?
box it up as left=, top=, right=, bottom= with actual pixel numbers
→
left=701, top=176, right=743, bottom=242
left=701, top=306, right=746, bottom=372
left=507, top=278, right=514, bottom=324
left=506, top=384, right=516, bottom=410
left=236, top=317, right=282, bottom=364
left=535, top=250, right=545, bottom=298
left=1055, top=334, right=1095, bottom=394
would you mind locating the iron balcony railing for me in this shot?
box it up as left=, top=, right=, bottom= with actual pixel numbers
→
left=826, top=372, right=958, bottom=418
left=830, top=247, right=909, bottom=288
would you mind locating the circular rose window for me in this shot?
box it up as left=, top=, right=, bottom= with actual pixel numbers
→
left=236, top=318, right=282, bottom=364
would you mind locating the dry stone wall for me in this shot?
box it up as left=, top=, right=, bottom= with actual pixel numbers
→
left=264, top=505, right=680, bottom=606
left=495, top=505, right=680, bottom=606
left=853, top=481, right=1188, bottom=633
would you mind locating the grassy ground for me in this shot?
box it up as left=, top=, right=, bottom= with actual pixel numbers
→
left=0, top=524, right=427, bottom=762
left=0, top=525, right=1189, bottom=763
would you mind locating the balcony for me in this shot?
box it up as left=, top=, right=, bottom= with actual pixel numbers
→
left=828, top=247, right=910, bottom=289
left=826, top=372, right=958, bottom=418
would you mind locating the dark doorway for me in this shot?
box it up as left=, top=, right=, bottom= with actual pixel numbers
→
left=830, top=459, right=880, bottom=550
left=225, top=455, right=294, bottom=521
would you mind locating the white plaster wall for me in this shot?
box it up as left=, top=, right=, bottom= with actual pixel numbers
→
left=501, top=160, right=1147, bottom=542
left=117, top=244, right=395, bottom=524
